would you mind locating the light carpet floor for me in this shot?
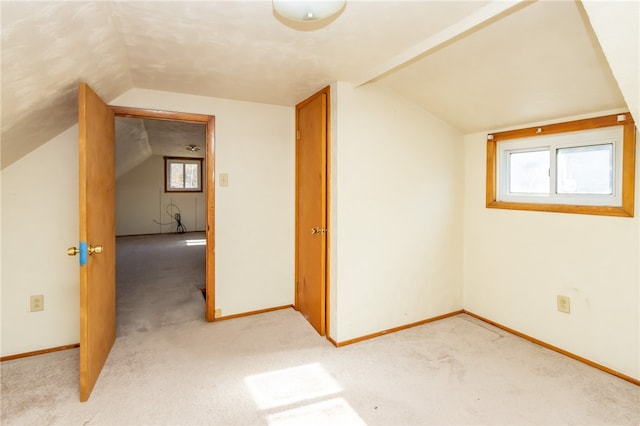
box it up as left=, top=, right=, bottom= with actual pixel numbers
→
left=2, top=310, right=639, bottom=425
left=1, top=234, right=639, bottom=425
left=115, top=232, right=206, bottom=337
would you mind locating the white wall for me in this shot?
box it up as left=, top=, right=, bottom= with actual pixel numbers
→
left=463, top=118, right=640, bottom=380
left=111, top=89, right=295, bottom=317
left=1, top=126, right=80, bottom=356
left=116, top=155, right=206, bottom=236
left=582, top=1, right=639, bottom=124
left=330, top=82, right=464, bottom=342
left=1, top=90, right=294, bottom=357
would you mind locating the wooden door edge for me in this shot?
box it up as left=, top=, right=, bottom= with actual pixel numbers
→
left=294, top=86, right=331, bottom=337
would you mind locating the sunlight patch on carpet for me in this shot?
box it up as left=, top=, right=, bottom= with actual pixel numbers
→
left=267, top=397, right=366, bottom=426
left=245, top=363, right=342, bottom=410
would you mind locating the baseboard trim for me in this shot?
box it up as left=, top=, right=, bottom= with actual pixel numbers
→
left=464, top=310, right=640, bottom=386
left=1, top=343, right=80, bottom=362
left=116, top=231, right=205, bottom=238
left=7, top=310, right=635, bottom=386
left=215, top=304, right=293, bottom=321
left=331, top=310, right=465, bottom=347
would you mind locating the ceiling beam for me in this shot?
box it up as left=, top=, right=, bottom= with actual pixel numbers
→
left=354, top=0, right=534, bottom=87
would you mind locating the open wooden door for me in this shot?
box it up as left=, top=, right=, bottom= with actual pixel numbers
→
left=295, top=87, right=329, bottom=336
left=70, top=83, right=116, bottom=401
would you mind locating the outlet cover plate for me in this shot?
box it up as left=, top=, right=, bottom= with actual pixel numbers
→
left=30, top=295, right=44, bottom=312
left=557, top=295, right=570, bottom=313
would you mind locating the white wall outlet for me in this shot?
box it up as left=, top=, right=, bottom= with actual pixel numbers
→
left=30, top=295, right=44, bottom=312
left=214, top=308, right=222, bottom=318
left=557, top=295, right=570, bottom=314
left=219, top=173, right=229, bottom=187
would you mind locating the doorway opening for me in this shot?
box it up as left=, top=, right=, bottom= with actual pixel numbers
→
left=111, top=107, right=216, bottom=325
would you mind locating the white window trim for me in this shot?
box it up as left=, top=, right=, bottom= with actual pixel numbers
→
left=164, top=157, right=203, bottom=193
left=496, top=126, right=623, bottom=207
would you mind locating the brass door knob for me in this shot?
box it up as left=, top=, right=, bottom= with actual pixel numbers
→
left=88, top=245, right=103, bottom=255
left=67, top=247, right=79, bottom=256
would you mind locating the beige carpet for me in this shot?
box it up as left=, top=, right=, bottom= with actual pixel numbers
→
left=115, top=232, right=207, bottom=337
left=1, top=234, right=639, bottom=425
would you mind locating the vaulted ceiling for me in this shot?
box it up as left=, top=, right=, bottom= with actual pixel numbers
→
left=1, top=1, right=636, bottom=170
left=115, top=118, right=205, bottom=179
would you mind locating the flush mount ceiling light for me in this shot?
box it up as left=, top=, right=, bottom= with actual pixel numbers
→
left=185, top=144, right=200, bottom=152
left=273, top=0, right=346, bottom=23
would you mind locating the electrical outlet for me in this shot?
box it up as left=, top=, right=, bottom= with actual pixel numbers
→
left=30, top=295, right=44, bottom=312
left=215, top=308, right=222, bottom=318
left=557, top=295, right=570, bottom=314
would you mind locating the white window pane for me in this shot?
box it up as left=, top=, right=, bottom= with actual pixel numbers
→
left=509, top=150, right=550, bottom=194
left=184, top=163, right=199, bottom=189
left=556, top=144, right=613, bottom=195
left=170, top=163, right=184, bottom=188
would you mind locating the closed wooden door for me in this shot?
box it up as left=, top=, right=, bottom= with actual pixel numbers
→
left=295, top=88, right=329, bottom=335
left=76, top=82, right=116, bottom=401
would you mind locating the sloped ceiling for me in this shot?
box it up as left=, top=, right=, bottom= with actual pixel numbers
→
left=1, top=1, right=635, bottom=170
left=376, top=0, right=626, bottom=132
left=1, top=2, right=132, bottom=169
left=115, top=118, right=205, bottom=179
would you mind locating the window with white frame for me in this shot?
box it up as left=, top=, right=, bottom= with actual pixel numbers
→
left=497, top=126, right=621, bottom=206
left=164, top=157, right=203, bottom=192
left=486, top=113, right=636, bottom=217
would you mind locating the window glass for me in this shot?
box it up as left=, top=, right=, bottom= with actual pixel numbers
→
left=170, top=163, right=185, bottom=189
left=556, top=144, right=612, bottom=195
left=486, top=113, right=634, bottom=217
left=165, top=157, right=203, bottom=192
left=185, top=163, right=199, bottom=189
left=509, top=150, right=549, bottom=194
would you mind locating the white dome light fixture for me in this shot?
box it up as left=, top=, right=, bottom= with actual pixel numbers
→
left=273, top=0, right=346, bottom=23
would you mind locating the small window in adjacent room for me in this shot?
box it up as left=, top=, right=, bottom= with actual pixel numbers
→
left=486, top=113, right=636, bottom=217
left=164, top=157, right=203, bottom=192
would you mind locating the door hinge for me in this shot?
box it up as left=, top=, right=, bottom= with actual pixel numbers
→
left=311, top=227, right=328, bottom=235
left=296, top=130, right=301, bottom=140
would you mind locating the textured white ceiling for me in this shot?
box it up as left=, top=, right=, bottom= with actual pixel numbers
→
left=110, top=0, right=491, bottom=105
left=115, top=118, right=152, bottom=179
left=1, top=0, right=633, bottom=170
left=1, top=1, right=132, bottom=169
left=115, top=118, right=205, bottom=179
left=375, top=0, right=627, bottom=133
left=142, top=119, right=206, bottom=159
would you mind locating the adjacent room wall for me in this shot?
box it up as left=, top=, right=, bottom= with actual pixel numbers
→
left=0, top=90, right=294, bottom=357
left=330, top=82, right=464, bottom=342
left=463, top=115, right=640, bottom=380
left=110, top=89, right=296, bottom=318
left=116, top=155, right=206, bottom=236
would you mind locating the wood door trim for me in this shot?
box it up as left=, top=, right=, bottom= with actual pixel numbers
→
left=111, top=106, right=212, bottom=124
left=294, top=86, right=331, bottom=338
left=110, top=106, right=216, bottom=322
left=0, top=344, right=80, bottom=362
left=215, top=304, right=293, bottom=321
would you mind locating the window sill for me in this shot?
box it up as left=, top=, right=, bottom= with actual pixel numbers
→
left=486, top=200, right=633, bottom=217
